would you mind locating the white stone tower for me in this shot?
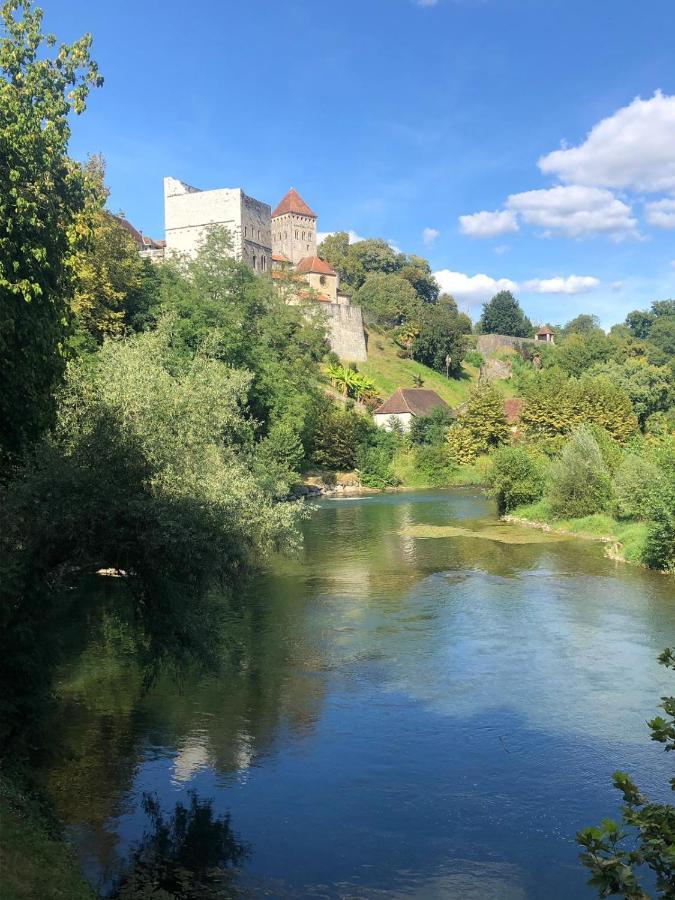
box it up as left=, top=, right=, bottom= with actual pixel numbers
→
left=271, top=188, right=317, bottom=265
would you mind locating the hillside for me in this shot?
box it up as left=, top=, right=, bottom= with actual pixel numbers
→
left=355, top=331, right=515, bottom=409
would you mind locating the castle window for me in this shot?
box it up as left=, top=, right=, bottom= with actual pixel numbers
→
left=252, top=254, right=257, bottom=269
left=244, top=226, right=248, bottom=237
left=295, top=230, right=298, bottom=239
left=320, top=275, right=327, bottom=286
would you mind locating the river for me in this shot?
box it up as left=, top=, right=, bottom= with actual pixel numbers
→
left=40, top=489, right=674, bottom=898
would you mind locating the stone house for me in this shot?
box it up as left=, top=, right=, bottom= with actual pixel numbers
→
left=535, top=326, right=555, bottom=344
left=373, top=388, right=449, bottom=432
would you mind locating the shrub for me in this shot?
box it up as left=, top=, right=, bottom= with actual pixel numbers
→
left=414, top=445, right=457, bottom=487
left=446, top=383, right=509, bottom=462
left=464, top=350, right=484, bottom=368
left=613, top=454, right=661, bottom=520
left=548, top=426, right=613, bottom=519
left=409, top=406, right=454, bottom=446
left=356, top=429, right=401, bottom=488
left=485, top=446, right=546, bottom=514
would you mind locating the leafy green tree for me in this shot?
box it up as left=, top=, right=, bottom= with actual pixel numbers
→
left=613, top=454, right=662, bottom=520
left=342, top=239, right=400, bottom=290
left=589, top=358, right=672, bottom=428
left=354, top=272, right=421, bottom=328
left=414, top=445, right=457, bottom=486
left=398, top=255, right=439, bottom=304
left=409, top=406, right=454, bottom=446
left=649, top=315, right=675, bottom=357
left=625, top=309, right=655, bottom=340
left=446, top=383, right=510, bottom=463
left=478, top=291, right=533, bottom=337
left=562, top=313, right=602, bottom=336
left=308, top=403, right=373, bottom=471
left=556, top=330, right=615, bottom=375
left=0, top=0, right=102, bottom=467
left=410, top=303, right=467, bottom=375
left=485, top=446, right=546, bottom=513
left=548, top=426, right=613, bottom=518
left=577, top=649, right=675, bottom=898
left=317, top=230, right=351, bottom=280
left=356, top=428, right=401, bottom=488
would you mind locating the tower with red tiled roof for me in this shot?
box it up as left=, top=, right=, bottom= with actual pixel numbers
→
left=271, top=188, right=317, bottom=265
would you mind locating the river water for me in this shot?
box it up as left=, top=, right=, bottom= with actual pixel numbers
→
left=42, top=489, right=674, bottom=898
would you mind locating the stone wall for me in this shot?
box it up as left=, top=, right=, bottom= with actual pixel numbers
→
left=323, top=303, right=368, bottom=361
left=164, top=177, right=272, bottom=273
left=476, top=334, right=536, bottom=356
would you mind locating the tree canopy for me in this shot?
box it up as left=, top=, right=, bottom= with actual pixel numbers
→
left=478, top=290, right=533, bottom=337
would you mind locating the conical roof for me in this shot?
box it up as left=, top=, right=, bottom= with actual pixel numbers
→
left=272, top=187, right=317, bottom=219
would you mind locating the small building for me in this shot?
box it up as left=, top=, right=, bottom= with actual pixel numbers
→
left=535, top=326, right=555, bottom=344
left=271, top=188, right=317, bottom=265
left=295, top=255, right=341, bottom=303
left=373, top=388, right=450, bottom=432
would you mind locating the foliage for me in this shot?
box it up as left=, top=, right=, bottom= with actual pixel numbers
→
left=69, top=157, right=161, bottom=350
left=548, top=426, right=613, bottom=519
left=562, top=313, right=602, bottom=335
left=446, top=383, right=510, bottom=463
left=0, top=324, right=304, bottom=746
left=589, top=358, right=672, bottom=428
left=614, top=454, right=662, bottom=520
left=577, top=649, right=675, bottom=898
left=354, top=272, right=421, bottom=329
left=520, top=372, right=638, bottom=445
left=413, top=445, right=457, bottom=486
left=0, top=0, right=102, bottom=467
left=556, top=330, right=615, bottom=375
left=485, top=446, right=546, bottom=513
left=410, top=302, right=467, bottom=375
left=110, top=792, right=249, bottom=899
left=326, top=362, right=379, bottom=401
left=308, top=401, right=373, bottom=471
left=465, top=349, right=484, bottom=368
left=478, top=290, right=533, bottom=338
left=409, top=405, right=454, bottom=446
left=356, top=428, right=401, bottom=488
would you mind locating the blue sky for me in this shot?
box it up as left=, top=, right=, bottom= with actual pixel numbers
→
left=44, top=0, right=675, bottom=326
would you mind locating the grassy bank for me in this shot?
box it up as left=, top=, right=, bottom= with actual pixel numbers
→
left=505, top=500, right=650, bottom=565
left=0, top=773, right=95, bottom=900
left=391, top=448, right=488, bottom=488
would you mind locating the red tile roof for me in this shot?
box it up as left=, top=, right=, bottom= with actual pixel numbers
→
left=272, top=252, right=291, bottom=263
left=272, top=188, right=317, bottom=219
left=295, top=256, right=336, bottom=276
left=374, top=389, right=449, bottom=418
left=537, top=326, right=555, bottom=335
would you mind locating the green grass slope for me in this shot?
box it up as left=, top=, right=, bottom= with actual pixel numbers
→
left=358, top=332, right=480, bottom=408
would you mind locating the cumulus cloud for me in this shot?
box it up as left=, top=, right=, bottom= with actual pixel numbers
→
left=459, top=209, right=518, bottom=238
left=506, top=185, right=637, bottom=239
left=316, top=229, right=365, bottom=244
left=433, top=270, right=517, bottom=306
left=538, top=91, right=675, bottom=193
left=433, top=269, right=601, bottom=305
left=422, top=227, right=440, bottom=244
left=645, top=198, right=675, bottom=229
left=521, top=275, right=600, bottom=294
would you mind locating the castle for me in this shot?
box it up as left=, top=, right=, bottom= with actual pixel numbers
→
left=161, top=178, right=367, bottom=361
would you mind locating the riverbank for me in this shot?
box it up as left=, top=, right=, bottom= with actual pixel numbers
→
left=0, top=772, right=95, bottom=900
left=503, top=500, right=650, bottom=566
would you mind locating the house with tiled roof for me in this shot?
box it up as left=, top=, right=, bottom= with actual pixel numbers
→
left=373, top=389, right=450, bottom=432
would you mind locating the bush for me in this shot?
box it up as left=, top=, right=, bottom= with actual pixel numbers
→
left=464, top=350, right=484, bottom=368
left=409, top=406, right=454, bottom=446
left=613, top=454, right=661, bottom=520
left=414, top=445, right=457, bottom=486
left=356, top=429, right=401, bottom=488
left=548, top=426, right=613, bottom=519
left=485, top=447, right=546, bottom=514
left=309, top=404, right=373, bottom=471
left=446, top=383, right=509, bottom=463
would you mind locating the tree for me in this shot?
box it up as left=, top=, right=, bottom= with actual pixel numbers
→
left=398, top=255, right=439, bottom=304
left=589, top=358, right=671, bottom=428
left=410, top=303, right=467, bottom=375
left=478, top=291, right=533, bottom=337
left=556, top=330, right=615, bottom=375
left=0, top=0, right=103, bottom=467
left=548, top=426, right=613, bottom=518
left=446, top=383, right=510, bottom=462
left=353, top=273, right=420, bottom=328
left=342, top=238, right=400, bottom=290
left=577, top=649, right=675, bottom=898
left=317, top=230, right=351, bottom=280
left=562, top=313, right=602, bottom=336
left=625, top=309, right=655, bottom=340
left=409, top=406, right=454, bottom=446
left=649, top=316, right=675, bottom=357
left=485, top=446, right=546, bottom=513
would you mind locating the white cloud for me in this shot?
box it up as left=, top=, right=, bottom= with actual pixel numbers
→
left=433, top=269, right=517, bottom=306
left=494, top=244, right=510, bottom=255
left=521, top=275, right=600, bottom=294
left=422, top=227, right=439, bottom=245
left=459, top=208, right=518, bottom=238
left=538, top=91, right=675, bottom=193
left=645, top=198, right=675, bottom=229
left=506, top=185, right=637, bottom=239
left=316, top=229, right=365, bottom=244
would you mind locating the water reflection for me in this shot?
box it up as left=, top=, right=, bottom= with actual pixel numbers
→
left=108, top=792, right=248, bottom=899
left=39, top=489, right=675, bottom=899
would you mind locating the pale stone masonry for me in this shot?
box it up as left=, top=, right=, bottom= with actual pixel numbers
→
left=271, top=187, right=317, bottom=264
left=164, top=177, right=272, bottom=273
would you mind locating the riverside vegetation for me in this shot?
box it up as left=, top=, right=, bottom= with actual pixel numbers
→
left=0, top=2, right=674, bottom=897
